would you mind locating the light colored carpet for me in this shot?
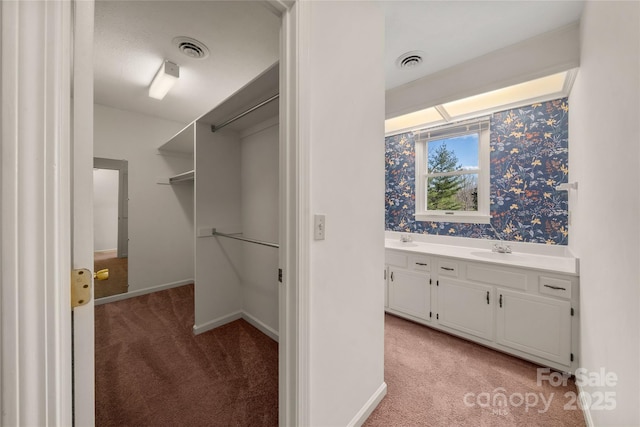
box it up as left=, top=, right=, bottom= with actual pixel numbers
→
left=365, top=314, right=585, bottom=426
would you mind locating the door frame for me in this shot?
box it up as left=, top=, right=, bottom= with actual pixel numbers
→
left=93, top=157, right=129, bottom=258
left=277, top=1, right=309, bottom=425
left=1, top=0, right=75, bottom=425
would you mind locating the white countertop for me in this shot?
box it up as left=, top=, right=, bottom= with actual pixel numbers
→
left=385, top=238, right=579, bottom=276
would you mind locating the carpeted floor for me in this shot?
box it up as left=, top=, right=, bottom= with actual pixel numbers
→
left=96, top=289, right=585, bottom=427
left=95, top=284, right=278, bottom=427
left=94, top=250, right=129, bottom=299
left=365, top=314, right=586, bottom=427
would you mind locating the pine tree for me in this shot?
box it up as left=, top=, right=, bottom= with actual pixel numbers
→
left=427, top=143, right=462, bottom=210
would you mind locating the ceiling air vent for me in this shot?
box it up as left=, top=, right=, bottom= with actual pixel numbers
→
left=173, top=37, right=210, bottom=60
left=396, top=51, right=425, bottom=70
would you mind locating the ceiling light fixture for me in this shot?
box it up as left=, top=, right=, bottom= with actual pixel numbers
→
left=148, top=60, right=179, bottom=100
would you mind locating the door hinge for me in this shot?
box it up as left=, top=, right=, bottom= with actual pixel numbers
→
left=436, top=313, right=439, bottom=320
left=436, top=280, right=439, bottom=286
left=571, top=307, right=574, bottom=316
left=570, top=353, right=574, bottom=362
left=429, top=278, right=432, bottom=285
left=71, top=269, right=92, bottom=309
left=278, top=268, right=283, bottom=283
left=429, top=311, right=432, bottom=318
left=384, top=269, right=387, bottom=280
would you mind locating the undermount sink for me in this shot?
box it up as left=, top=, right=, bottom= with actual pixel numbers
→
left=471, top=251, right=526, bottom=261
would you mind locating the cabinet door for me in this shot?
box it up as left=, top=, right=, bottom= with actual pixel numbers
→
left=437, top=278, right=494, bottom=341
left=388, top=268, right=430, bottom=321
left=496, top=289, right=571, bottom=365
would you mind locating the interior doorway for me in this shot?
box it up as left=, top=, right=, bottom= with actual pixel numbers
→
left=93, top=157, right=129, bottom=299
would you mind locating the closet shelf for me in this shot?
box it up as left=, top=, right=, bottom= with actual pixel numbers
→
left=158, top=123, right=195, bottom=154
left=199, top=62, right=279, bottom=133
left=157, top=169, right=194, bottom=184
left=169, top=170, right=194, bottom=183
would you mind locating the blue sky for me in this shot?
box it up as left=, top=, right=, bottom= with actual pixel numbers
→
left=428, top=134, right=479, bottom=169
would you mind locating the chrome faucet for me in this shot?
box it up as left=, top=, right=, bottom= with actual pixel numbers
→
left=493, top=243, right=512, bottom=254
left=488, top=223, right=512, bottom=253
left=400, top=234, right=413, bottom=243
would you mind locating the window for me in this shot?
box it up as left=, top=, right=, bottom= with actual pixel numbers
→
left=414, top=118, right=490, bottom=223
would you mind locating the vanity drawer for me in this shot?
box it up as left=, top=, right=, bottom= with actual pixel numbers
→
left=467, top=263, right=527, bottom=291
left=539, top=276, right=572, bottom=299
left=437, top=260, right=458, bottom=277
left=409, top=255, right=430, bottom=272
left=386, top=251, right=408, bottom=268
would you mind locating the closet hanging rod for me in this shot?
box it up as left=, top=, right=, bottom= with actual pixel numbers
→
left=212, top=229, right=279, bottom=249
left=210, top=93, right=280, bottom=133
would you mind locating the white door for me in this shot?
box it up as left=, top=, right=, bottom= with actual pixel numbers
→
left=437, top=278, right=494, bottom=341
left=72, top=1, right=97, bottom=425
left=496, top=288, right=571, bottom=365
left=388, top=268, right=431, bottom=321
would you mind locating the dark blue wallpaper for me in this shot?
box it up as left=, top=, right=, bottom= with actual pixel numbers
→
left=385, top=98, right=569, bottom=245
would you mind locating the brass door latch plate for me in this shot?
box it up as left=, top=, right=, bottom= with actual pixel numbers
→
left=71, top=269, right=92, bottom=308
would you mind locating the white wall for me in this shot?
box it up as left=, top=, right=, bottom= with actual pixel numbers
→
left=299, top=2, right=386, bottom=425
left=192, top=118, right=279, bottom=336
left=569, top=1, right=640, bottom=425
left=94, top=104, right=194, bottom=293
left=93, top=168, right=119, bottom=251
left=240, top=120, right=279, bottom=335
left=193, top=123, right=243, bottom=331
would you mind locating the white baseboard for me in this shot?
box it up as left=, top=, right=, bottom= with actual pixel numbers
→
left=95, top=282, right=280, bottom=342
left=576, top=383, right=594, bottom=427
left=94, top=278, right=193, bottom=306
left=347, top=382, right=387, bottom=427
left=94, top=248, right=117, bottom=254
left=193, top=311, right=243, bottom=335
left=241, top=311, right=279, bottom=342
left=193, top=310, right=279, bottom=342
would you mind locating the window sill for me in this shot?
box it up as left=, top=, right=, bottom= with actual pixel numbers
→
left=415, top=212, right=491, bottom=224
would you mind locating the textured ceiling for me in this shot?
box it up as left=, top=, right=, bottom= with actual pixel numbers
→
left=93, top=0, right=281, bottom=124
left=93, top=1, right=584, bottom=124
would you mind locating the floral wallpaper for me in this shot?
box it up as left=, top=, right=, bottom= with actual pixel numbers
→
left=385, top=98, right=569, bottom=245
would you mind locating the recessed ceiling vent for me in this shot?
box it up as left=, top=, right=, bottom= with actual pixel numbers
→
left=396, top=51, right=425, bottom=70
left=173, top=37, right=210, bottom=60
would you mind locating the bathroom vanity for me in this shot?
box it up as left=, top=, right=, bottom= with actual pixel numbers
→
left=384, top=235, right=579, bottom=373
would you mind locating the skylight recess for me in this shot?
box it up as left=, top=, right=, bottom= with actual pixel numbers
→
left=385, top=71, right=572, bottom=135
left=385, top=107, right=443, bottom=135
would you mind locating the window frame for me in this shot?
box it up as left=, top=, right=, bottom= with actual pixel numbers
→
left=414, top=118, right=491, bottom=224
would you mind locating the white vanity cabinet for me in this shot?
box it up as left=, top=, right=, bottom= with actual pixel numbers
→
left=384, top=247, right=579, bottom=372
left=437, top=278, right=494, bottom=342
left=496, top=289, right=571, bottom=366
left=385, top=251, right=432, bottom=322
left=388, top=268, right=431, bottom=321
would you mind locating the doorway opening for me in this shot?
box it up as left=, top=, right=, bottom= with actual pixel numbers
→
left=93, top=157, right=128, bottom=299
